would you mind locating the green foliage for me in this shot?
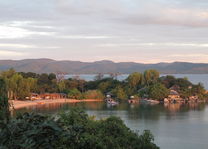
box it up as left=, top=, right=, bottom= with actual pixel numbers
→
left=1, top=70, right=37, bottom=100
left=68, top=88, right=82, bottom=99
left=37, top=73, right=58, bottom=93
left=83, top=90, right=104, bottom=99
left=98, top=81, right=111, bottom=93
left=159, top=75, right=176, bottom=88
left=148, top=83, right=169, bottom=100
left=112, top=86, right=127, bottom=100
left=143, top=70, right=160, bottom=86
left=175, top=78, right=192, bottom=90
left=160, top=75, right=207, bottom=100
left=19, top=72, right=40, bottom=78
left=0, top=113, right=63, bottom=148
left=127, top=72, right=143, bottom=89
left=58, top=80, right=66, bottom=92
left=0, top=78, right=10, bottom=123
left=1, top=69, right=206, bottom=101
left=0, top=109, right=160, bottom=149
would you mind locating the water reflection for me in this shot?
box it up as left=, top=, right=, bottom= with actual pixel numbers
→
left=16, top=102, right=207, bottom=120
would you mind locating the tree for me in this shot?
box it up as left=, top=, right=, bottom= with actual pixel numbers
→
left=175, top=78, right=192, bottom=90
left=148, top=83, right=169, bottom=100
left=98, top=81, right=111, bottom=93
left=94, top=73, right=104, bottom=81
left=0, top=109, right=160, bottom=149
left=159, top=75, right=176, bottom=88
left=37, top=73, right=58, bottom=93
left=68, top=88, right=82, bottom=99
left=0, top=68, right=16, bottom=78
left=112, top=86, right=127, bottom=100
left=83, top=90, right=104, bottom=99
left=19, top=72, right=39, bottom=78
left=58, top=80, right=66, bottom=93
left=127, top=72, right=143, bottom=89
left=10, top=73, right=23, bottom=100
left=143, top=70, right=160, bottom=86
left=48, top=73, right=56, bottom=81
left=0, top=78, right=10, bottom=123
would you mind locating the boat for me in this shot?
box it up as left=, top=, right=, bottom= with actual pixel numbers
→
left=128, top=96, right=139, bottom=104
left=105, top=98, right=118, bottom=106
left=140, top=98, right=159, bottom=104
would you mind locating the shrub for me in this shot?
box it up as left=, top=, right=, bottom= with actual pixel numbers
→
left=148, top=83, right=169, bottom=100
left=67, top=88, right=82, bottom=99
left=83, top=90, right=104, bottom=99
left=0, top=109, right=160, bottom=149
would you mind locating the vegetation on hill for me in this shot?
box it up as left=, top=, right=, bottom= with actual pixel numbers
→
left=1, top=59, right=208, bottom=74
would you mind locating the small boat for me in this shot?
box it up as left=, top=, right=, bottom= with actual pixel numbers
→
left=128, top=96, right=139, bottom=104
left=140, top=99, right=159, bottom=104
left=105, top=98, right=118, bottom=106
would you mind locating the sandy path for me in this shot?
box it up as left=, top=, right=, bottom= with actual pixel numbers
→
left=10, top=99, right=103, bottom=110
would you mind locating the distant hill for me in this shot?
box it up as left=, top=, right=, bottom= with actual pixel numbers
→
left=0, top=59, right=208, bottom=74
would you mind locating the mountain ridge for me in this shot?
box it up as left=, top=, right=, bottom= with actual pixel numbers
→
left=0, top=59, right=208, bottom=74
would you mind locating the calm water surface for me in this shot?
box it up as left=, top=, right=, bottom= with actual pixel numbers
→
left=16, top=102, right=208, bottom=149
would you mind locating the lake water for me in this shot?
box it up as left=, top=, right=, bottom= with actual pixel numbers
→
left=65, top=74, right=208, bottom=89
left=16, top=102, right=208, bottom=149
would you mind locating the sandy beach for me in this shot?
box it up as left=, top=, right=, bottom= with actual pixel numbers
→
left=10, top=99, right=103, bottom=110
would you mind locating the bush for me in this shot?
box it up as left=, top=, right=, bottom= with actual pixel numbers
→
left=83, top=90, right=104, bottom=99
left=112, top=86, right=127, bottom=100
left=67, top=88, right=82, bottom=99
left=148, top=83, right=169, bottom=100
left=0, top=113, right=63, bottom=148
left=0, top=109, right=160, bottom=149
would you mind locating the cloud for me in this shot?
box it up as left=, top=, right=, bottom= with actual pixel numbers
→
left=0, top=43, right=35, bottom=48
left=0, top=43, right=59, bottom=49
left=0, top=50, right=27, bottom=56
left=169, top=54, right=208, bottom=58
left=53, top=0, right=208, bottom=27
left=0, top=0, right=208, bottom=63
left=167, top=54, right=208, bottom=63
left=0, top=23, right=54, bottom=39
left=98, top=42, right=208, bottom=48
left=120, top=7, right=208, bottom=27
left=59, top=35, right=113, bottom=39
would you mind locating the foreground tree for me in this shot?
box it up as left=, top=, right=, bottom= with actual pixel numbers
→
left=0, top=108, right=159, bottom=149
left=0, top=78, right=10, bottom=123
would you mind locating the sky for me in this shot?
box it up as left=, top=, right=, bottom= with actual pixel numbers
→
left=0, top=0, right=208, bottom=63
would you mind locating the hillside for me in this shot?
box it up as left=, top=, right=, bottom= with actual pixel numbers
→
left=0, top=59, right=208, bottom=74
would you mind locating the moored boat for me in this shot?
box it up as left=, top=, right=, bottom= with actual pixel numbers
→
left=140, top=98, right=160, bottom=104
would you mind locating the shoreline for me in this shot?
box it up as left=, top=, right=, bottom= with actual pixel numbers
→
left=10, top=99, right=103, bottom=110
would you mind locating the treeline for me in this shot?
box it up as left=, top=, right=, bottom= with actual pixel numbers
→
left=87, top=70, right=207, bottom=100
left=0, top=69, right=207, bottom=100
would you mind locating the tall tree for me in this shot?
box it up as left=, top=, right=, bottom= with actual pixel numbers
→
left=127, top=72, right=143, bottom=89
left=143, top=69, right=160, bottom=86
left=0, top=78, right=10, bottom=123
